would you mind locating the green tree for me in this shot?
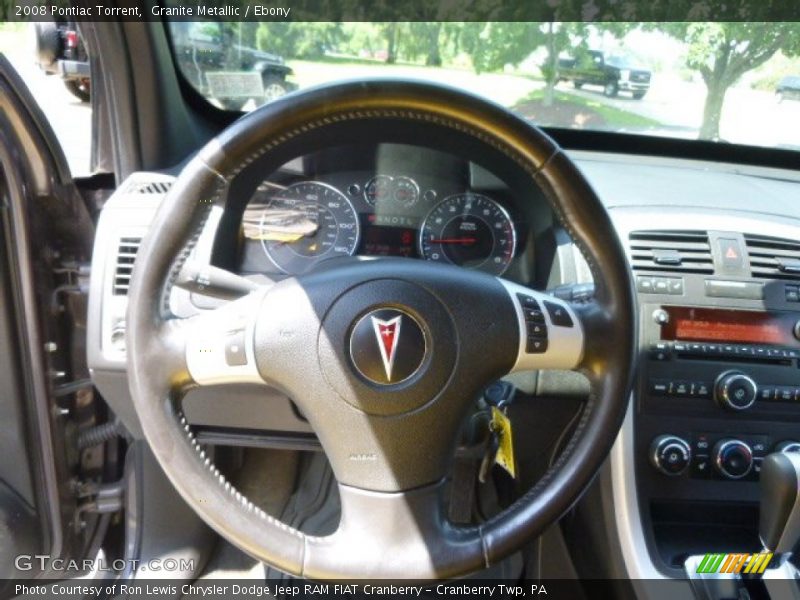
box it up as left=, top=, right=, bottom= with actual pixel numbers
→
left=656, top=23, right=800, bottom=139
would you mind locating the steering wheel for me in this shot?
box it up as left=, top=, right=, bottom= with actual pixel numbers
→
left=126, top=80, right=635, bottom=579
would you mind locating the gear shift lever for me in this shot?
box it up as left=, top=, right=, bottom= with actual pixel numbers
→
left=760, top=451, right=800, bottom=555
left=685, top=452, right=800, bottom=600
left=759, top=452, right=800, bottom=600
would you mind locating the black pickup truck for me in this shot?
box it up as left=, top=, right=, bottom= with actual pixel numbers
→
left=557, top=50, right=651, bottom=99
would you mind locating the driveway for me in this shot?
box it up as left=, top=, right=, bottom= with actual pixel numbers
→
left=559, top=73, right=800, bottom=149
left=1, top=26, right=92, bottom=176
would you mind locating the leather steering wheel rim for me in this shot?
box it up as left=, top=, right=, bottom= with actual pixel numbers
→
left=126, top=79, right=635, bottom=579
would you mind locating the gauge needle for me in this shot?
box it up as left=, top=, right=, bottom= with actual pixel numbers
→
left=430, top=238, right=477, bottom=244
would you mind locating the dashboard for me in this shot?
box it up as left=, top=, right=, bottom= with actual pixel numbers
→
left=224, top=143, right=545, bottom=283
left=86, top=144, right=800, bottom=585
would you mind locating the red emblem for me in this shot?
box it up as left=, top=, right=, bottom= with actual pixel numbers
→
left=371, top=315, right=402, bottom=381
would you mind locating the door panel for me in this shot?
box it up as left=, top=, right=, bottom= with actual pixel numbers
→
left=0, top=54, right=94, bottom=582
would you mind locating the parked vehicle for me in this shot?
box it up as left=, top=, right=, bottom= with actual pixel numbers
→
left=776, top=75, right=800, bottom=102
left=170, top=22, right=297, bottom=111
left=33, top=21, right=297, bottom=110
left=33, top=21, right=90, bottom=102
left=557, top=50, right=651, bottom=99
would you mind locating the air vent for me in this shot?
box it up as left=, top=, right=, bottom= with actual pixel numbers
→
left=745, top=234, right=800, bottom=280
left=628, top=230, right=714, bottom=274
left=123, top=180, right=173, bottom=195
left=113, top=237, right=142, bottom=295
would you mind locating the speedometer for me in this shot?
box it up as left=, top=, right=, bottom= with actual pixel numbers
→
left=255, top=181, right=359, bottom=274
left=419, top=193, right=516, bottom=275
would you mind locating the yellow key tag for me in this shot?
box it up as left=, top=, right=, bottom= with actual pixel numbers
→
left=491, top=406, right=516, bottom=479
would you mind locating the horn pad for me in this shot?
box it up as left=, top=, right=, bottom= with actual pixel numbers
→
left=317, top=278, right=457, bottom=416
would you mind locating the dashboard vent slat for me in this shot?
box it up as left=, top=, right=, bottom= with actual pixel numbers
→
left=628, top=230, right=713, bottom=274
left=745, top=234, right=800, bottom=280
left=113, top=236, right=142, bottom=295
left=123, top=180, right=173, bottom=195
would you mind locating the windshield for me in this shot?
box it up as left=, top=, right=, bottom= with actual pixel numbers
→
left=167, top=22, right=800, bottom=152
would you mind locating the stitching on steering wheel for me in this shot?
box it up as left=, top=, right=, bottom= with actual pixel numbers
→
left=178, top=105, right=605, bottom=556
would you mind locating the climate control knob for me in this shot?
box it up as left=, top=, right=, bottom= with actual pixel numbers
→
left=715, top=371, right=758, bottom=411
left=713, top=439, right=753, bottom=479
left=650, top=435, right=691, bottom=476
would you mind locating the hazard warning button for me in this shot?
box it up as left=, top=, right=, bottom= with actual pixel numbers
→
left=718, top=238, right=744, bottom=269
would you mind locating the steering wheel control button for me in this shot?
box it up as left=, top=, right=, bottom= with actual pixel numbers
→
left=516, top=293, right=540, bottom=309
left=544, top=300, right=574, bottom=327
left=524, top=308, right=545, bottom=323
left=500, top=280, right=584, bottom=371
left=349, top=308, right=426, bottom=385
left=650, top=435, right=691, bottom=476
left=713, top=439, right=753, bottom=479
left=715, top=371, right=758, bottom=410
left=526, top=337, right=548, bottom=353
left=224, top=330, right=248, bottom=366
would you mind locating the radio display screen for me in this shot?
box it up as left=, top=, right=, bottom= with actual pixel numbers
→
left=661, top=307, right=792, bottom=345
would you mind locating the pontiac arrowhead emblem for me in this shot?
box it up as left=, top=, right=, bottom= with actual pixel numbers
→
left=349, top=308, right=426, bottom=385
left=371, top=315, right=402, bottom=381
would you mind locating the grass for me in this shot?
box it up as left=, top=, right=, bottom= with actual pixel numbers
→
left=286, top=58, right=541, bottom=109
left=516, top=88, right=664, bottom=129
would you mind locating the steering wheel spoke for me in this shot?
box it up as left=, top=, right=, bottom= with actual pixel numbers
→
left=304, top=482, right=484, bottom=580
left=181, top=289, right=268, bottom=388
left=497, top=280, right=585, bottom=373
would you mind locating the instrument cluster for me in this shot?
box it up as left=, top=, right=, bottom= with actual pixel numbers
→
left=240, top=172, right=519, bottom=277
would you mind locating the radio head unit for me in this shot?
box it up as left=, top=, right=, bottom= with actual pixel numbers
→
left=660, top=306, right=800, bottom=346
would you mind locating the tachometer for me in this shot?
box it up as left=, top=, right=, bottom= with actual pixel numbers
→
left=250, top=181, right=359, bottom=274
left=419, top=193, right=516, bottom=275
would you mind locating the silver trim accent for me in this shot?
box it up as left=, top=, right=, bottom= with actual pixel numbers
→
left=715, top=371, right=758, bottom=411
left=713, top=439, right=753, bottom=480
left=419, top=193, right=517, bottom=276
left=650, top=435, right=691, bottom=476
left=768, top=452, right=800, bottom=555
left=258, top=180, right=361, bottom=275
left=185, top=291, right=267, bottom=386
left=611, top=398, right=674, bottom=582
left=497, top=280, right=583, bottom=371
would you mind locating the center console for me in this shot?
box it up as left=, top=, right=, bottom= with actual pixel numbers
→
left=628, top=229, right=800, bottom=576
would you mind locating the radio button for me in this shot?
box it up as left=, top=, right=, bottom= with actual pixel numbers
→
left=759, top=387, right=775, bottom=401
left=776, top=386, right=795, bottom=402
left=650, top=343, right=671, bottom=361
left=672, top=381, right=690, bottom=397
left=715, top=371, right=758, bottom=410
left=649, top=380, right=670, bottom=396
left=693, top=382, right=711, bottom=398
